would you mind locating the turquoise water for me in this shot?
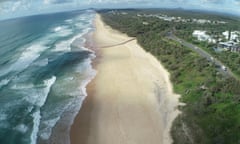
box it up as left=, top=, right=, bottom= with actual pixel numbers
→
left=0, top=10, right=96, bottom=144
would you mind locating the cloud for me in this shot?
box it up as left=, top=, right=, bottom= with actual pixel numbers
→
left=43, top=0, right=74, bottom=4
left=201, top=0, right=224, bottom=4
left=171, top=0, right=188, bottom=3
left=88, top=0, right=150, bottom=4
left=234, top=0, right=240, bottom=5
left=0, top=0, right=30, bottom=12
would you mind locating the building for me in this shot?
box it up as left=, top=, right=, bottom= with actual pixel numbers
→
left=193, top=30, right=216, bottom=43
left=231, top=46, right=240, bottom=52
left=222, top=31, right=240, bottom=42
left=218, top=41, right=240, bottom=52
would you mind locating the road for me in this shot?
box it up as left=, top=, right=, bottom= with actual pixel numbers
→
left=167, top=34, right=237, bottom=79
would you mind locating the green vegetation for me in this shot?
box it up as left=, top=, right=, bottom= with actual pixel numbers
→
left=171, top=12, right=240, bottom=78
left=99, top=9, right=240, bottom=144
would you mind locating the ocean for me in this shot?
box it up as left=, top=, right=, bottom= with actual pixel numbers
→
left=0, top=10, right=96, bottom=144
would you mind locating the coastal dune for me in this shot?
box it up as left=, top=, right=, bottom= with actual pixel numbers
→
left=71, top=14, right=180, bottom=144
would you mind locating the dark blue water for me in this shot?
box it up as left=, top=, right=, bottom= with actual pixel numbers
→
left=0, top=10, right=96, bottom=144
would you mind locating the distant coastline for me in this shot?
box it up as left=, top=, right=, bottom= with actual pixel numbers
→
left=1, top=7, right=239, bottom=22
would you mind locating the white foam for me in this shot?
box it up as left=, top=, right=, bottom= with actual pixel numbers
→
left=33, top=58, right=48, bottom=67
left=52, top=26, right=73, bottom=37
left=30, top=76, right=56, bottom=144
left=65, top=19, right=73, bottom=23
left=12, top=45, right=46, bottom=71
left=11, top=83, right=34, bottom=90
left=64, top=77, right=74, bottom=81
left=75, top=58, right=95, bottom=74
left=14, top=124, right=28, bottom=133
left=75, top=12, right=94, bottom=22
left=25, top=76, right=56, bottom=144
left=40, top=117, right=60, bottom=140
left=74, top=13, right=94, bottom=30
left=29, top=12, right=96, bottom=143
left=27, top=106, right=34, bottom=113
left=0, top=79, right=10, bottom=88
left=58, top=29, right=73, bottom=37
left=71, top=58, right=97, bottom=97
left=69, top=29, right=92, bottom=50
left=54, top=26, right=63, bottom=32
left=75, top=16, right=87, bottom=21
left=79, top=71, right=96, bottom=97
left=0, top=113, right=7, bottom=121
left=0, top=43, right=48, bottom=77
left=65, top=64, right=96, bottom=131
left=37, top=76, right=56, bottom=107
left=75, top=23, right=84, bottom=29
left=21, top=76, right=56, bottom=108
left=37, top=54, right=96, bottom=142
left=53, top=30, right=89, bottom=52
left=53, top=40, right=71, bottom=52
left=79, top=57, right=97, bottom=97
left=30, top=111, right=40, bottom=144
left=39, top=76, right=56, bottom=107
left=52, top=13, right=94, bottom=53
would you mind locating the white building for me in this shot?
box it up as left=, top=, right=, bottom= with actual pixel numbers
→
left=222, top=31, right=240, bottom=42
left=193, top=30, right=216, bottom=43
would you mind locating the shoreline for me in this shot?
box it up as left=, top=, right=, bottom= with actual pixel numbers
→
left=70, top=14, right=180, bottom=144
left=70, top=23, right=100, bottom=144
left=38, top=21, right=97, bottom=144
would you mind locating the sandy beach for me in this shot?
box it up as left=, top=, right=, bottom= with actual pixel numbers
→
left=70, top=14, right=180, bottom=144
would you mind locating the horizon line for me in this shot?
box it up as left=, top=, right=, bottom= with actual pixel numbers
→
left=0, top=7, right=239, bottom=22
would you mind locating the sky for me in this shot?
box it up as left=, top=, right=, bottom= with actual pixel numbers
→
left=0, top=0, right=240, bottom=20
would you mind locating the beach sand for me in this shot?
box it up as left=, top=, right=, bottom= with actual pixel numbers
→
left=70, top=14, right=180, bottom=144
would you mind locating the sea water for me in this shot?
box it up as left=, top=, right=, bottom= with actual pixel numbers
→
left=0, top=10, right=96, bottom=144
